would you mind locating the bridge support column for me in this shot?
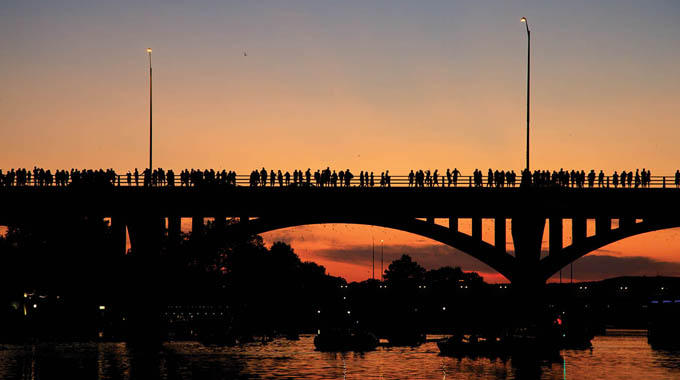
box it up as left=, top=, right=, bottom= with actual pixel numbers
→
left=472, top=217, right=482, bottom=241
left=125, top=215, right=166, bottom=347
left=511, top=216, right=545, bottom=262
left=192, top=216, right=204, bottom=240
left=168, top=216, right=181, bottom=247
left=596, top=217, right=611, bottom=235
left=111, top=216, right=127, bottom=256
left=426, top=217, right=434, bottom=224
left=494, top=217, right=506, bottom=252
left=572, top=218, right=587, bottom=244
left=449, top=217, right=458, bottom=232
left=619, top=217, right=635, bottom=229
left=510, top=215, right=548, bottom=329
left=215, top=216, right=226, bottom=230
left=549, top=217, right=562, bottom=256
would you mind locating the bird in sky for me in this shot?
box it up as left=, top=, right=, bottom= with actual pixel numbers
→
left=244, top=51, right=247, bottom=56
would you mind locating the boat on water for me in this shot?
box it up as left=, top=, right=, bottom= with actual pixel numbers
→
left=438, top=325, right=592, bottom=358
left=437, top=333, right=510, bottom=358
left=313, top=329, right=378, bottom=352
left=384, top=331, right=426, bottom=347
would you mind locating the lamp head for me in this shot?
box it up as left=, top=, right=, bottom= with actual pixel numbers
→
left=147, top=48, right=152, bottom=53
left=520, top=17, right=527, bottom=23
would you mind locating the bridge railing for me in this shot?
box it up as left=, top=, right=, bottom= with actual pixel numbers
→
left=1, top=171, right=678, bottom=189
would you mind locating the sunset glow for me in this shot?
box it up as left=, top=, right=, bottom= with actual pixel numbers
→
left=2, top=0, right=680, bottom=283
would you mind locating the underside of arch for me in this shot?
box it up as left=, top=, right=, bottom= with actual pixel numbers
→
left=540, top=219, right=680, bottom=281
left=230, top=216, right=516, bottom=281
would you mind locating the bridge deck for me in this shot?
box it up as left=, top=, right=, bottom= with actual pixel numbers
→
left=1, top=186, right=679, bottom=223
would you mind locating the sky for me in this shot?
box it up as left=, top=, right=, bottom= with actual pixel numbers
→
left=1, top=0, right=680, bottom=282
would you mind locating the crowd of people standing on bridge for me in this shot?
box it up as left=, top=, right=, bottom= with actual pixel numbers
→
left=247, top=168, right=394, bottom=187
left=0, top=168, right=117, bottom=187
left=516, top=168, right=656, bottom=188
left=0, top=167, right=676, bottom=188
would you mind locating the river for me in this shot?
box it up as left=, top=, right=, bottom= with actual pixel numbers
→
left=1, top=330, right=678, bottom=379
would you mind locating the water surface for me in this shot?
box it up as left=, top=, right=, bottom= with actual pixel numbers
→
left=1, top=330, right=678, bottom=379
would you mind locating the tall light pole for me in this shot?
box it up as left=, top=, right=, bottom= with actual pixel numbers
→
left=380, top=239, right=384, bottom=281
left=520, top=17, right=530, bottom=172
left=147, top=48, right=153, bottom=173
left=372, top=238, right=375, bottom=280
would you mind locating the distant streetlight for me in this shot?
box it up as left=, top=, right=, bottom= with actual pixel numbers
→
left=147, top=48, right=153, bottom=173
left=520, top=17, right=530, bottom=172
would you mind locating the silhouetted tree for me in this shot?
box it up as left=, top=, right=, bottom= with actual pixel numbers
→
left=384, top=254, right=425, bottom=286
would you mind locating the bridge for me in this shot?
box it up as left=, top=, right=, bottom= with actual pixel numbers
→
left=2, top=182, right=679, bottom=285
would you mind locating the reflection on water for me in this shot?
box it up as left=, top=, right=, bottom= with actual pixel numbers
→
left=1, top=331, right=679, bottom=379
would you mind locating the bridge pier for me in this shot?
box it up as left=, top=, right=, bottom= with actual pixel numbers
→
left=168, top=216, right=181, bottom=246
left=192, top=216, right=204, bottom=240
left=511, top=216, right=545, bottom=262
left=572, top=217, right=587, bottom=244
left=549, top=217, right=562, bottom=256
left=510, top=215, right=548, bottom=326
left=110, top=216, right=127, bottom=256
left=125, top=215, right=166, bottom=347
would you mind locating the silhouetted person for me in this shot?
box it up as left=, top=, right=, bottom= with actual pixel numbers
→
left=409, top=170, right=414, bottom=187
left=598, top=170, right=604, bottom=187
left=627, top=171, right=632, bottom=187
left=613, top=171, right=619, bottom=188
left=260, top=168, right=267, bottom=186
left=134, top=168, right=139, bottom=186
left=453, top=168, right=460, bottom=187
left=676, top=170, right=680, bottom=188
left=344, top=169, right=353, bottom=187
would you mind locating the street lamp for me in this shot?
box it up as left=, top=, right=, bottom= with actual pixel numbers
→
left=380, top=239, right=384, bottom=281
left=520, top=17, right=530, bottom=172
left=372, top=238, right=375, bottom=280
left=147, top=48, right=153, bottom=174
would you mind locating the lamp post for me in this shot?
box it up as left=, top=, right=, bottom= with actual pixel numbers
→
left=520, top=17, right=530, bottom=172
left=147, top=48, right=153, bottom=173
left=380, top=239, right=384, bottom=281
left=372, top=238, right=375, bottom=280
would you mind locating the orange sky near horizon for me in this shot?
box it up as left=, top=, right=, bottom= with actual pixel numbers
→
left=1, top=1, right=680, bottom=283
